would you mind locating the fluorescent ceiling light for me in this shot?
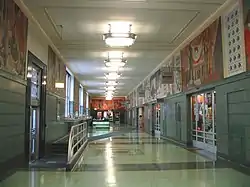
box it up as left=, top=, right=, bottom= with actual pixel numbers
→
left=104, top=37, right=136, bottom=47
left=106, top=96, right=113, bottom=100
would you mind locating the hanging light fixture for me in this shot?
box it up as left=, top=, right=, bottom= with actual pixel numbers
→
left=106, top=86, right=116, bottom=91
left=106, top=81, right=118, bottom=86
left=106, top=96, right=113, bottom=100
left=103, top=24, right=137, bottom=47
left=104, top=52, right=127, bottom=68
left=105, top=58, right=127, bottom=67
left=105, top=90, right=114, bottom=100
left=105, top=72, right=121, bottom=80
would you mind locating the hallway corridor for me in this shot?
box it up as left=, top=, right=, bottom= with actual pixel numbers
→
left=1, top=130, right=250, bottom=187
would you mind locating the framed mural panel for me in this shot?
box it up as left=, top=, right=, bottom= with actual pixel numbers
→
left=0, top=0, right=28, bottom=79
left=243, top=0, right=250, bottom=70
left=150, top=70, right=160, bottom=101
left=144, top=77, right=151, bottom=103
left=47, top=47, right=66, bottom=97
left=181, top=18, right=223, bottom=91
left=173, top=53, right=182, bottom=94
left=91, top=97, right=126, bottom=110
left=222, top=1, right=246, bottom=77
left=47, top=47, right=56, bottom=92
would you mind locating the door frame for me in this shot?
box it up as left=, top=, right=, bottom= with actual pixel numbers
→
left=25, top=51, right=47, bottom=163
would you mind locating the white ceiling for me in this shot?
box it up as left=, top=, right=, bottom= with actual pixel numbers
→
left=23, top=0, right=226, bottom=96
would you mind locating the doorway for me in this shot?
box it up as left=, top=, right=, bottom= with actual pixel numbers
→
left=190, top=91, right=217, bottom=153
left=152, top=104, right=161, bottom=135
left=25, top=52, right=47, bottom=163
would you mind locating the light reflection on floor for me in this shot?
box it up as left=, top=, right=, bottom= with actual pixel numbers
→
left=1, top=130, right=250, bottom=187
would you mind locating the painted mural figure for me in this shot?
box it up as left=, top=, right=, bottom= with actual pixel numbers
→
left=0, top=0, right=6, bottom=69
left=0, top=0, right=27, bottom=78
left=244, top=9, right=250, bottom=67
left=181, top=19, right=221, bottom=90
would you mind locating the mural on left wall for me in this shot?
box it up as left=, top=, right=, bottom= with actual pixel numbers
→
left=0, top=0, right=28, bottom=78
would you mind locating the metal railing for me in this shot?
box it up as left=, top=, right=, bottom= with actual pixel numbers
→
left=67, top=122, right=87, bottom=163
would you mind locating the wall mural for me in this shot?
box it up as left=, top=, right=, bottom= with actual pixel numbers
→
left=129, top=92, right=133, bottom=109
left=47, top=47, right=66, bottom=97
left=74, top=77, right=79, bottom=111
left=137, top=83, right=145, bottom=106
left=133, top=90, right=137, bottom=107
left=150, top=69, right=160, bottom=101
left=157, top=58, right=173, bottom=99
left=0, top=0, right=28, bottom=79
left=181, top=18, right=223, bottom=90
left=83, top=90, right=87, bottom=109
left=173, top=53, right=182, bottom=93
left=144, top=77, right=151, bottom=103
left=91, top=97, right=126, bottom=110
left=244, top=0, right=250, bottom=70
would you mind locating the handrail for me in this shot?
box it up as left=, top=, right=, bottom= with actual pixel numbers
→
left=67, top=122, right=87, bottom=163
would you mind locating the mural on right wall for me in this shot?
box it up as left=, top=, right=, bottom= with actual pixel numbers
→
left=243, top=0, right=250, bottom=70
left=181, top=18, right=223, bottom=91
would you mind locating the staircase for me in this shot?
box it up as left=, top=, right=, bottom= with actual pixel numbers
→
left=49, top=142, right=68, bottom=155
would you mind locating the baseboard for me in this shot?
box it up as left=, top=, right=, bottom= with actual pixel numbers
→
left=161, top=136, right=192, bottom=148
left=217, top=152, right=250, bottom=175
left=0, top=153, right=27, bottom=182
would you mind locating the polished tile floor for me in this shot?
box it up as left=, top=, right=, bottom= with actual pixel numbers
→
left=1, top=130, right=250, bottom=187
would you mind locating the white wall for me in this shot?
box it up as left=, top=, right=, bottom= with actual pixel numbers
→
left=27, top=21, right=49, bottom=65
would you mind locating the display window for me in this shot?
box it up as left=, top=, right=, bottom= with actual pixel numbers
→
left=190, top=91, right=216, bottom=153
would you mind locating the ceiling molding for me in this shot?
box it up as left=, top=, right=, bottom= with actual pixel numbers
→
left=25, top=0, right=222, bottom=11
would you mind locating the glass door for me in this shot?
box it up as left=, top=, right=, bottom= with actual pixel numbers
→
left=29, top=64, right=42, bottom=162
left=191, top=91, right=217, bottom=154
left=30, top=107, right=40, bottom=161
left=155, top=104, right=161, bottom=135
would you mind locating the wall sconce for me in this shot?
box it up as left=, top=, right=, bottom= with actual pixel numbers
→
left=42, top=75, right=47, bottom=85
left=27, top=66, right=32, bottom=78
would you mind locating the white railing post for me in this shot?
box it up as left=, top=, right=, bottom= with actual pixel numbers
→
left=67, top=121, right=88, bottom=163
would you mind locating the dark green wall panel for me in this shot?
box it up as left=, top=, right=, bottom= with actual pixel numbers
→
left=164, top=94, right=188, bottom=143
left=45, top=94, right=68, bottom=143
left=216, top=75, right=250, bottom=165
left=0, top=76, right=26, bottom=163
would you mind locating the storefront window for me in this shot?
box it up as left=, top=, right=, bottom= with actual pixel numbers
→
left=191, top=91, right=217, bottom=153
